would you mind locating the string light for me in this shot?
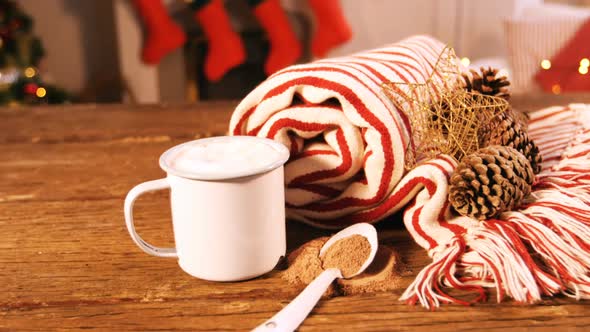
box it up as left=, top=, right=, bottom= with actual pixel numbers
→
left=579, top=66, right=589, bottom=75
left=35, top=87, right=46, bottom=98
left=581, top=58, right=590, bottom=68
left=24, top=67, right=36, bottom=78
left=552, top=84, right=561, bottom=95
left=541, top=59, right=551, bottom=70
left=460, top=57, right=470, bottom=67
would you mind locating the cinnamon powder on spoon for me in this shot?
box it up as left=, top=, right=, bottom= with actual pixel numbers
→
left=321, top=235, right=371, bottom=278
left=282, top=236, right=402, bottom=295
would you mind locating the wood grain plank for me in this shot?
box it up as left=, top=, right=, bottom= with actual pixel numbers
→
left=1, top=198, right=413, bottom=303
left=3, top=288, right=590, bottom=331
left=3, top=196, right=588, bottom=331
left=2, top=100, right=590, bottom=331
left=0, top=141, right=183, bottom=202
left=0, top=102, right=235, bottom=144
left=1, top=94, right=587, bottom=144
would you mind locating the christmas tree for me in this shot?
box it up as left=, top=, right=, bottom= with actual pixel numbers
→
left=0, top=0, right=68, bottom=105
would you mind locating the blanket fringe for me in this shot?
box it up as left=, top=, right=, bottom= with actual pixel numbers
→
left=399, top=222, right=559, bottom=308
left=401, top=119, right=590, bottom=308
left=400, top=238, right=486, bottom=309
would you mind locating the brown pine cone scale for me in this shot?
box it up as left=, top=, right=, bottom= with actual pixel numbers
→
left=486, top=110, right=542, bottom=174
left=462, top=67, right=511, bottom=100
left=449, top=145, right=534, bottom=220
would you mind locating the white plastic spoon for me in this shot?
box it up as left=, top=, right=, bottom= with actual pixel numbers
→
left=253, top=223, right=379, bottom=332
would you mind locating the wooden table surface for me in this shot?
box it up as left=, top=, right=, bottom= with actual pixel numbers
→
left=2, top=99, right=590, bottom=331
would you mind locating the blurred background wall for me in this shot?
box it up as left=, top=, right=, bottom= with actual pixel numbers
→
left=14, top=0, right=590, bottom=104
left=18, top=0, right=121, bottom=102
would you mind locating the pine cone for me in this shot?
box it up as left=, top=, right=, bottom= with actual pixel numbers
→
left=486, top=110, right=542, bottom=174
left=512, top=108, right=530, bottom=130
left=462, top=67, right=511, bottom=100
left=449, top=145, right=534, bottom=220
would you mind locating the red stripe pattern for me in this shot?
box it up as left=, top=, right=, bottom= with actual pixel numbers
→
left=230, top=35, right=445, bottom=228
left=400, top=104, right=590, bottom=308
left=230, top=36, right=590, bottom=307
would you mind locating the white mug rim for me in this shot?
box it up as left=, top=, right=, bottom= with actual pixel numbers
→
left=159, top=136, right=290, bottom=181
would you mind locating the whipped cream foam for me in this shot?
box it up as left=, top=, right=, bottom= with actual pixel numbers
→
left=160, top=136, right=290, bottom=180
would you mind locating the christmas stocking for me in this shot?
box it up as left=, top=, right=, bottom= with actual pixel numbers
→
left=132, top=0, right=187, bottom=65
left=308, top=0, right=352, bottom=58
left=191, top=0, right=246, bottom=81
left=248, top=0, right=302, bottom=76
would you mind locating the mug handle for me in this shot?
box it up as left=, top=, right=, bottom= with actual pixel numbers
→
left=124, top=178, right=177, bottom=258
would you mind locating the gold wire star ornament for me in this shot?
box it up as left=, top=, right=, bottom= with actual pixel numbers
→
left=382, top=46, right=509, bottom=169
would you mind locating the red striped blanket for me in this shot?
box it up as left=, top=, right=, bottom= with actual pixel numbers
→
left=230, top=35, right=442, bottom=228
left=229, top=36, right=590, bottom=307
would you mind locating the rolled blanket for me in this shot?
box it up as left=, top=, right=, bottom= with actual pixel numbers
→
left=230, top=35, right=444, bottom=228
left=230, top=36, right=590, bottom=307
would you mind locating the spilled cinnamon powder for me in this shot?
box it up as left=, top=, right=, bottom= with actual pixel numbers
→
left=338, top=245, right=400, bottom=294
left=282, top=236, right=402, bottom=295
left=282, top=238, right=326, bottom=285
left=321, top=235, right=371, bottom=278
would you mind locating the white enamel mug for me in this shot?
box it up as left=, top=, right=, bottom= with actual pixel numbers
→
left=124, top=136, right=290, bottom=281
